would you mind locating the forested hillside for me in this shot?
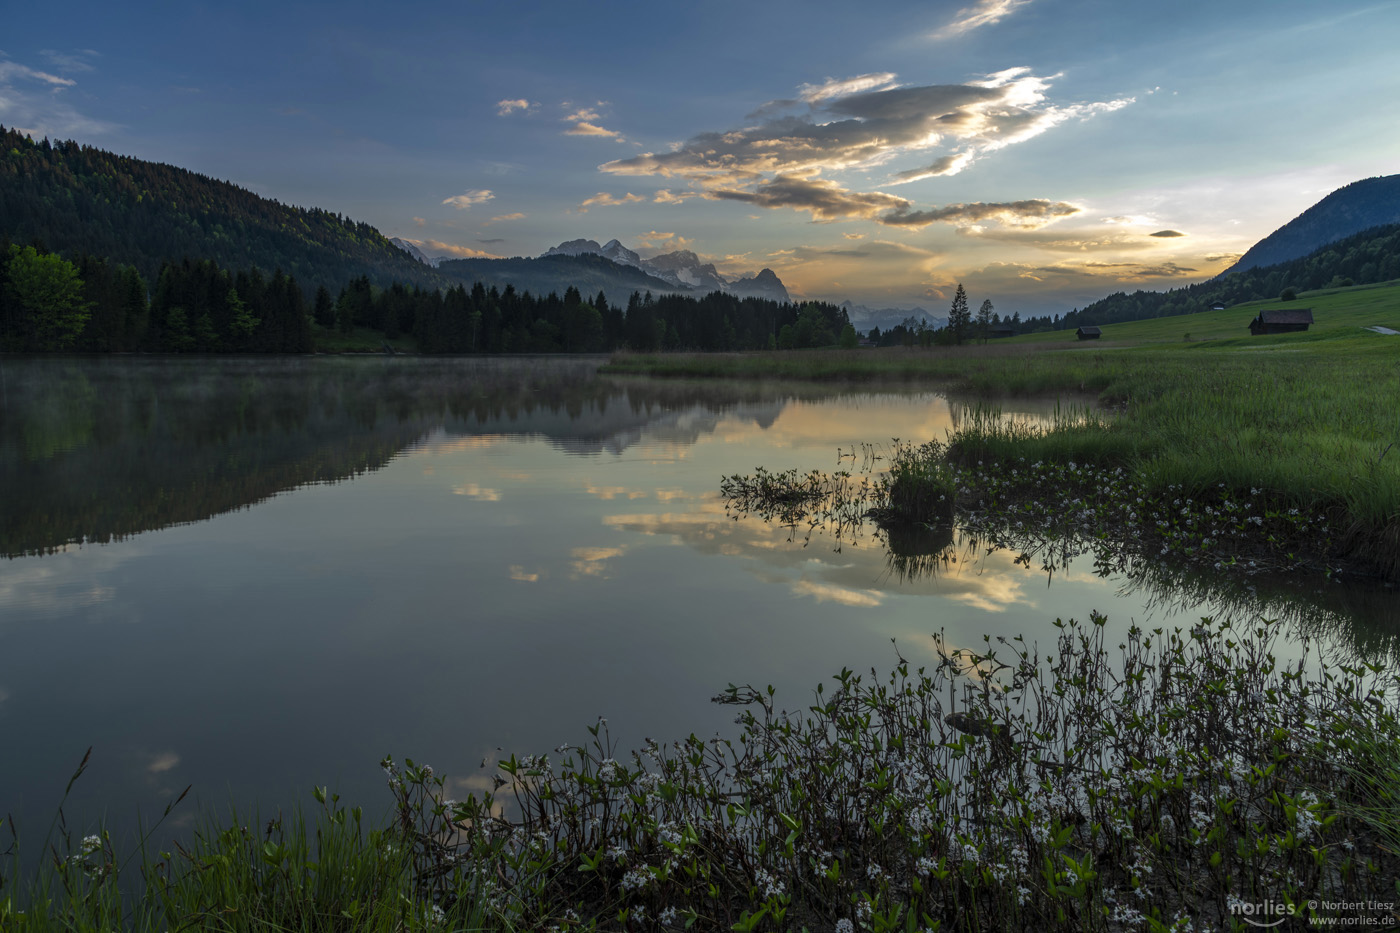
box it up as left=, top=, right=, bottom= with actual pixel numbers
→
left=1016, top=222, right=1400, bottom=333
left=0, top=127, right=443, bottom=294
left=1221, top=174, right=1400, bottom=276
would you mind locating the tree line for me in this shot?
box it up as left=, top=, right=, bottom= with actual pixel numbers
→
left=0, top=241, right=853, bottom=354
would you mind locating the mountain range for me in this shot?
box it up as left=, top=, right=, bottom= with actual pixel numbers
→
left=393, top=234, right=790, bottom=303
left=840, top=301, right=945, bottom=334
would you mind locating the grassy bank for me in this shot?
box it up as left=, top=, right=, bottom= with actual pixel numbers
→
left=6, top=618, right=1398, bottom=931
left=602, top=285, right=1400, bottom=579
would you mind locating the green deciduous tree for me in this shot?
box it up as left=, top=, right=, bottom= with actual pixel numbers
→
left=2, top=245, right=92, bottom=350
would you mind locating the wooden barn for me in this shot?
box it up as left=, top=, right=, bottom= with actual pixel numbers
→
left=990, top=324, right=1015, bottom=339
left=1249, top=308, right=1313, bottom=335
left=1076, top=326, right=1102, bottom=340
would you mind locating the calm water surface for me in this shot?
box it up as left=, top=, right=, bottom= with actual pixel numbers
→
left=0, top=356, right=1388, bottom=844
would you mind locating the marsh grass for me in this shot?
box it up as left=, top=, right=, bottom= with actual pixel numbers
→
left=605, top=329, right=1400, bottom=580
left=1, top=777, right=490, bottom=932
left=369, top=617, right=1400, bottom=931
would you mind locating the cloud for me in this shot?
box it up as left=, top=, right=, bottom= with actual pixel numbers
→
left=570, top=546, right=625, bottom=578
left=39, top=49, right=99, bottom=74
left=1150, top=229, right=1186, bottom=237
left=974, top=258, right=1201, bottom=293
left=711, top=173, right=1079, bottom=229
left=797, top=72, right=899, bottom=104
left=496, top=99, right=534, bottom=116
left=487, top=212, right=525, bottom=223
left=843, top=233, right=865, bottom=240
left=453, top=483, right=501, bottom=500
left=577, top=191, right=644, bottom=212
left=883, top=198, right=1081, bottom=229
left=412, top=216, right=426, bottom=227
left=400, top=237, right=502, bottom=259
left=0, top=55, right=116, bottom=137
left=0, top=60, right=75, bottom=87
left=889, top=152, right=975, bottom=184
left=653, top=188, right=699, bottom=204
left=601, top=69, right=1128, bottom=227
left=442, top=189, right=494, bottom=210
left=932, top=0, right=1033, bottom=39
left=148, top=752, right=180, bottom=774
left=509, top=565, right=541, bottom=582
left=790, top=579, right=884, bottom=607
left=478, top=237, right=506, bottom=244
left=564, top=107, right=623, bottom=140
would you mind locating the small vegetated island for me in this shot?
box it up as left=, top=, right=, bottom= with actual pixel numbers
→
left=4, top=131, right=1400, bottom=930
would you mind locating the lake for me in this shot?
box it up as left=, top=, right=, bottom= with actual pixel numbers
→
left=0, top=356, right=1390, bottom=848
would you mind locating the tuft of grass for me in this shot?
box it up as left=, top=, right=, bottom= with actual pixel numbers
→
left=1, top=779, right=492, bottom=932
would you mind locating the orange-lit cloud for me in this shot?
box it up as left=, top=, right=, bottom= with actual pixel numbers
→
left=453, top=483, right=502, bottom=501
left=442, top=189, right=494, bottom=210
left=570, top=546, right=625, bottom=578
left=932, top=0, right=1033, bottom=39
left=397, top=237, right=502, bottom=259
left=564, top=107, right=624, bottom=140
left=577, top=191, right=644, bottom=212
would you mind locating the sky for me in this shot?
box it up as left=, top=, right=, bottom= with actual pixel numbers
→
left=3, top=0, right=1398, bottom=316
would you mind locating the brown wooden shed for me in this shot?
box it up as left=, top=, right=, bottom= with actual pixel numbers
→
left=1076, top=326, right=1102, bottom=340
left=1249, top=308, right=1313, bottom=335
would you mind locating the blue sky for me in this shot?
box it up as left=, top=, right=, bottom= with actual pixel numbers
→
left=3, top=0, right=1398, bottom=315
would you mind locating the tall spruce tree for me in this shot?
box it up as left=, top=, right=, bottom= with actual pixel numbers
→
left=948, top=283, right=970, bottom=345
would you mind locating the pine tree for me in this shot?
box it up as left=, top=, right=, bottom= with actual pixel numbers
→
left=948, top=283, right=970, bottom=345
left=976, top=298, right=994, bottom=343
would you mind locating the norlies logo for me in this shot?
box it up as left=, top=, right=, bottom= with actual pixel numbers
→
left=1228, top=897, right=1295, bottom=928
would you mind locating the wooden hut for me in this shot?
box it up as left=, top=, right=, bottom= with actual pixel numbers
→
left=1076, top=326, right=1102, bottom=340
left=1249, top=308, right=1313, bottom=335
left=990, top=324, right=1015, bottom=339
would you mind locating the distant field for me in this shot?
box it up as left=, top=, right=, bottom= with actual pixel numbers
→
left=1010, top=277, right=1400, bottom=345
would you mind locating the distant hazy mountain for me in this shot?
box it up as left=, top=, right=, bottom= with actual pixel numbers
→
left=729, top=268, right=790, bottom=303
left=1221, top=174, right=1400, bottom=276
left=543, top=238, right=645, bottom=270
left=644, top=250, right=729, bottom=292
left=437, top=252, right=684, bottom=302
left=840, top=301, right=944, bottom=334
left=535, top=237, right=790, bottom=302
